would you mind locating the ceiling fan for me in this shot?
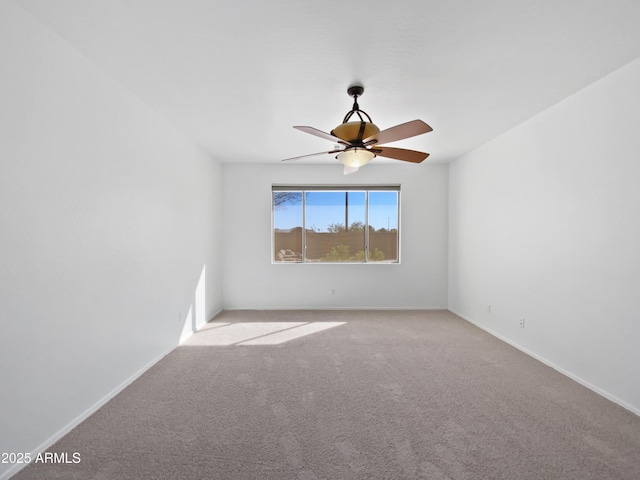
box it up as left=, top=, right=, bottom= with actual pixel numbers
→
left=283, top=85, right=432, bottom=174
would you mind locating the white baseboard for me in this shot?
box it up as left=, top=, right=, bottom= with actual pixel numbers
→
left=221, top=306, right=450, bottom=311
left=449, top=308, right=640, bottom=418
left=1, top=313, right=219, bottom=480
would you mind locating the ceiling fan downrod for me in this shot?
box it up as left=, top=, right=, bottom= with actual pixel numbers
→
left=342, top=85, right=373, bottom=124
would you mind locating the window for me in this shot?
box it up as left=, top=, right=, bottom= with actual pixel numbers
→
left=272, top=185, right=400, bottom=263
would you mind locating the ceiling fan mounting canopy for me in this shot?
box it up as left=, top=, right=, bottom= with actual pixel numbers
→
left=347, top=85, right=364, bottom=98
left=283, top=84, right=432, bottom=174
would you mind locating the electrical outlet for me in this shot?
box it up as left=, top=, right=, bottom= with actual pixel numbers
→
left=519, top=317, right=525, bottom=328
left=331, top=288, right=336, bottom=295
left=486, top=305, right=492, bottom=313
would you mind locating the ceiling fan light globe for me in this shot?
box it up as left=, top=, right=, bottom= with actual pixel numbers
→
left=336, top=148, right=375, bottom=167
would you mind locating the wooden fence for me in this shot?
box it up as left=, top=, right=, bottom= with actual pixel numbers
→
left=274, top=228, right=397, bottom=262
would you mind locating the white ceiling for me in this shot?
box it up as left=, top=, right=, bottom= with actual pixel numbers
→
left=16, top=0, right=640, bottom=164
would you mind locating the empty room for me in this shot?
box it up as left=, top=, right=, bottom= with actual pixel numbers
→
left=1, top=1, right=640, bottom=479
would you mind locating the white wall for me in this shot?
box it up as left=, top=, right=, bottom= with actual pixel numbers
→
left=222, top=163, right=448, bottom=309
left=448, top=56, right=640, bottom=413
left=0, top=2, right=222, bottom=477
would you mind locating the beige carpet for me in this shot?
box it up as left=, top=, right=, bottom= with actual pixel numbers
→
left=14, top=310, right=640, bottom=479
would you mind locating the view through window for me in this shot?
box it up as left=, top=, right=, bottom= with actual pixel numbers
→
left=272, top=185, right=400, bottom=263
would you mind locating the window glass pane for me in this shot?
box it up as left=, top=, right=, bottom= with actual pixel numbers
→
left=305, top=191, right=366, bottom=262
left=273, top=191, right=303, bottom=262
left=272, top=186, right=400, bottom=264
left=368, top=191, right=399, bottom=262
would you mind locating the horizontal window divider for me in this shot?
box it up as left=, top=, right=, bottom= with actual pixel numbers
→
left=272, top=184, right=400, bottom=192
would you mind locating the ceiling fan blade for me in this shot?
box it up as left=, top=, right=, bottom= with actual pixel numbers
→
left=343, top=165, right=359, bottom=175
left=282, top=150, right=342, bottom=162
left=363, top=119, right=432, bottom=145
left=293, top=126, right=352, bottom=146
left=372, top=146, right=429, bottom=163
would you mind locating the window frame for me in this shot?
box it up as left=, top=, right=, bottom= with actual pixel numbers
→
left=272, top=184, right=401, bottom=264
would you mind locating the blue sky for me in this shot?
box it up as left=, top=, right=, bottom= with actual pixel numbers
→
left=273, top=191, right=398, bottom=231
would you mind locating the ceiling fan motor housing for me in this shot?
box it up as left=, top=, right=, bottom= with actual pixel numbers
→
left=331, top=121, right=380, bottom=145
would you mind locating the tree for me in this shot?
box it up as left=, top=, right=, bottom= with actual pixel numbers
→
left=273, top=191, right=301, bottom=209
left=349, top=221, right=365, bottom=232
left=325, top=221, right=365, bottom=233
